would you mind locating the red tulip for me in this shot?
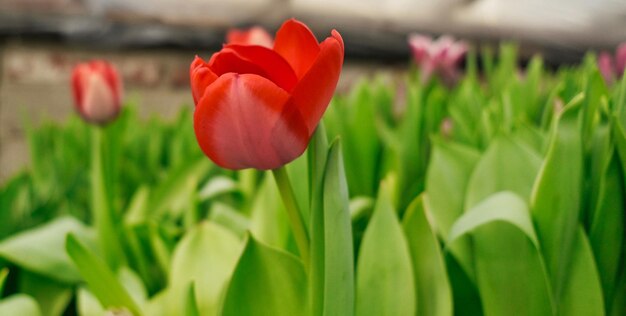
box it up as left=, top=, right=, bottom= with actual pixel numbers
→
left=226, top=26, right=274, bottom=48
left=71, top=60, right=123, bottom=125
left=191, top=19, right=344, bottom=170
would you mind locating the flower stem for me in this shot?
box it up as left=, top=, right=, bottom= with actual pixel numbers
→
left=272, top=167, right=310, bottom=271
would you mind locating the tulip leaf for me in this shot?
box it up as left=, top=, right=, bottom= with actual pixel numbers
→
left=197, top=176, right=240, bottom=202
left=249, top=174, right=291, bottom=251
left=425, top=138, right=481, bottom=281
left=220, top=235, right=307, bottom=316
left=0, top=268, right=8, bottom=294
left=356, top=181, right=416, bottom=316
left=426, top=138, right=481, bottom=239
left=65, top=234, right=141, bottom=315
left=0, top=216, right=96, bottom=283
left=589, top=148, right=625, bottom=310
left=310, top=140, right=355, bottom=316
left=530, top=98, right=583, bottom=301
left=77, top=287, right=105, bottom=316
left=18, top=271, right=72, bottom=316
left=0, top=294, right=41, bottom=316
left=208, top=203, right=250, bottom=237
left=184, top=283, right=200, bottom=316
left=559, top=227, right=604, bottom=315
left=448, top=191, right=554, bottom=316
left=169, top=221, right=242, bottom=315
left=465, top=135, right=542, bottom=209
left=402, top=195, right=453, bottom=316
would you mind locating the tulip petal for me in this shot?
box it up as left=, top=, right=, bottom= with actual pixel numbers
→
left=224, top=44, right=298, bottom=92
left=81, top=72, right=120, bottom=124
left=194, top=73, right=307, bottom=170
left=190, top=56, right=218, bottom=105
left=226, top=26, right=274, bottom=48
left=88, top=60, right=122, bottom=102
left=209, top=49, right=268, bottom=78
left=273, top=19, right=321, bottom=79
left=289, top=30, right=344, bottom=135
left=71, top=64, right=90, bottom=107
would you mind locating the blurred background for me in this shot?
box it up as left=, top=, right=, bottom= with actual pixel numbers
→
left=1, top=0, right=625, bottom=181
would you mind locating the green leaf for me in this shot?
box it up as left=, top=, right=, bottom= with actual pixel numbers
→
left=65, top=234, right=141, bottom=315
left=0, top=268, right=7, bottom=294
left=208, top=203, right=250, bottom=237
left=19, top=271, right=72, bottom=316
left=198, top=176, right=240, bottom=202
left=448, top=192, right=553, bottom=316
left=184, top=283, right=200, bottom=316
left=77, top=287, right=105, bottom=316
left=356, top=181, right=415, bottom=316
left=465, top=136, right=542, bottom=208
left=0, top=217, right=96, bottom=283
left=530, top=100, right=583, bottom=301
left=589, top=149, right=625, bottom=310
left=310, top=140, right=355, bottom=316
left=402, top=195, right=453, bottom=316
left=0, top=294, right=41, bottom=316
left=221, top=235, right=307, bottom=316
left=559, top=228, right=605, bottom=315
left=249, top=174, right=290, bottom=251
left=425, top=138, right=481, bottom=239
left=424, top=139, right=481, bottom=281
left=169, top=221, right=242, bottom=315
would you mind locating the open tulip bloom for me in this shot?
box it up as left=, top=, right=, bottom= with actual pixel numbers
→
left=191, top=19, right=344, bottom=170
left=408, top=34, right=468, bottom=86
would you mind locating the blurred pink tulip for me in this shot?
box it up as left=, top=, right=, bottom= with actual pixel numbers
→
left=226, top=26, right=274, bottom=48
left=408, top=34, right=468, bottom=86
left=71, top=60, right=123, bottom=125
left=598, top=43, right=626, bottom=85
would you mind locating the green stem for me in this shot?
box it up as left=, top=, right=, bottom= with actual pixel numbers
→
left=91, top=127, right=125, bottom=269
left=272, top=167, right=310, bottom=272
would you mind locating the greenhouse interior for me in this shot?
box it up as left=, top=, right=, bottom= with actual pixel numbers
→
left=0, top=0, right=625, bottom=315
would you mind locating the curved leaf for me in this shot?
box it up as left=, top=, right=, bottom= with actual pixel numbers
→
left=402, top=195, right=453, bottom=316
left=0, top=294, right=41, bottom=316
left=531, top=100, right=582, bottom=301
left=310, top=140, right=354, bottom=316
left=169, top=221, right=242, bottom=315
left=356, top=182, right=415, bottom=316
left=448, top=192, right=553, bottom=316
left=0, top=217, right=96, bottom=283
left=65, top=234, right=141, bottom=315
left=221, top=235, right=306, bottom=316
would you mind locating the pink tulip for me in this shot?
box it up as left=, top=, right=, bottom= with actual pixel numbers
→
left=598, top=43, right=626, bottom=85
left=408, top=34, right=468, bottom=86
left=71, top=60, right=123, bottom=125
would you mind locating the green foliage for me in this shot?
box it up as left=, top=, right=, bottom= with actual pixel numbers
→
left=1, top=46, right=625, bottom=316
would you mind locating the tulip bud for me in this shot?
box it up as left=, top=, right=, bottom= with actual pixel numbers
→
left=226, top=26, right=274, bottom=48
left=71, top=60, right=123, bottom=125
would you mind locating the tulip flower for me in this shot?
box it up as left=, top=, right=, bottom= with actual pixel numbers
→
left=598, top=43, right=626, bottom=85
left=408, top=34, right=468, bottom=86
left=71, top=60, right=123, bottom=125
left=226, top=26, right=274, bottom=48
left=191, top=19, right=344, bottom=170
